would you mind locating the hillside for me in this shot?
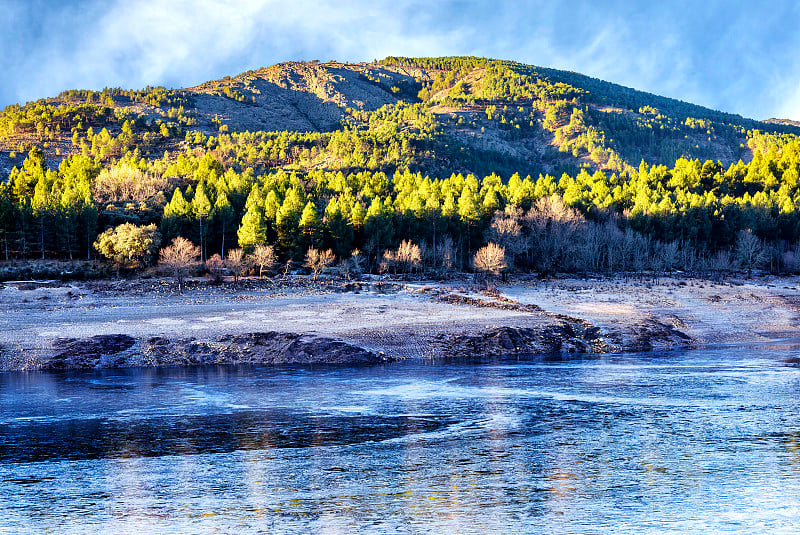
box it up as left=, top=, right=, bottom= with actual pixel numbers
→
left=2, top=56, right=800, bottom=275
left=2, top=56, right=798, bottom=179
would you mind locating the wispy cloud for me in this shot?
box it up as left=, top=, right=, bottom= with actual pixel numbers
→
left=2, top=0, right=800, bottom=119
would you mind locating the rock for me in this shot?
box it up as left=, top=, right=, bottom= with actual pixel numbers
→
left=622, top=319, right=693, bottom=352
left=436, top=323, right=618, bottom=361
left=37, top=331, right=387, bottom=370
left=219, top=332, right=384, bottom=364
left=46, top=334, right=136, bottom=369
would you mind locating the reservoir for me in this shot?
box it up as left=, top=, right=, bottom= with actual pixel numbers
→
left=2, top=346, right=800, bottom=534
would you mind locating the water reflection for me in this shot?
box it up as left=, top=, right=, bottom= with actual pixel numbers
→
left=1, top=350, right=800, bottom=533
left=0, top=412, right=452, bottom=462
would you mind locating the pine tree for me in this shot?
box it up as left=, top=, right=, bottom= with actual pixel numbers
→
left=275, top=188, right=304, bottom=257
left=458, top=182, right=482, bottom=263
left=364, top=196, right=394, bottom=263
left=212, top=191, right=235, bottom=257
left=31, top=172, right=55, bottom=259
left=299, top=201, right=322, bottom=251
left=162, top=188, right=190, bottom=242
left=0, top=182, right=12, bottom=260
left=324, top=197, right=354, bottom=258
left=237, top=204, right=267, bottom=252
left=262, top=189, right=281, bottom=242
left=192, top=182, right=212, bottom=261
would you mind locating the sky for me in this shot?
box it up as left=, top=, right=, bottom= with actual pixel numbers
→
left=2, top=0, right=800, bottom=120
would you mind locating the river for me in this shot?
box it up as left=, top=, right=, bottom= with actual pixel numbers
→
left=2, top=346, right=800, bottom=534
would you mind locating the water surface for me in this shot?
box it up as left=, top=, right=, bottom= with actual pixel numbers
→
left=2, top=346, right=800, bottom=534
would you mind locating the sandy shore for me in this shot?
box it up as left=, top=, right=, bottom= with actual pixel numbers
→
left=1, top=274, right=798, bottom=370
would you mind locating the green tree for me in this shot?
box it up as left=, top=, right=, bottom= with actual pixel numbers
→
left=458, top=181, right=482, bottom=263
left=162, top=188, right=191, bottom=243
left=192, top=182, right=212, bottom=261
left=275, top=187, right=305, bottom=257
left=237, top=204, right=266, bottom=251
left=364, top=196, right=394, bottom=265
left=58, top=154, right=99, bottom=259
left=299, top=201, right=322, bottom=251
left=94, top=223, right=161, bottom=271
left=0, top=182, right=12, bottom=260
left=324, top=197, right=354, bottom=258
left=212, top=191, right=235, bottom=257
left=9, top=148, right=47, bottom=255
left=31, top=171, right=56, bottom=259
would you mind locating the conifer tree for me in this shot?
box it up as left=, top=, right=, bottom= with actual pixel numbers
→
left=364, top=196, right=394, bottom=263
left=162, top=188, right=190, bottom=242
left=299, top=201, right=322, bottom=251
left=0, top=182, right=12, bottom=260
left=276, top=188, right=304, bottom=257
left=237, top=204, right=266, bottom=251
left=192, top=183, right=212, bottom=261
left=212, top=191, right=235, bottom=257
left=31, top=172, right=55, bottom=259
left=324, top=197, right=354, bottom=258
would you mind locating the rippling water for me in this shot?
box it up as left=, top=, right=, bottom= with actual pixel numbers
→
left=2, top=346, right=800, bottom=534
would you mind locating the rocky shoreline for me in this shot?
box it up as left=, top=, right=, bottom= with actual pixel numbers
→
left=1, top=274, right=797, bottom=371
left=0, top=312, right=693, bottom=372
left=2, top=322, right=690, bottom=371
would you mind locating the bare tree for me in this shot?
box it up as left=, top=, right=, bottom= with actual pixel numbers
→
left=282, top=259, right=293, bottom=278
left=524, top=195, right=584, bottom=273
left=377, top=259, right=389, bottom=278
left=657, top=240, right=680, bottom=273
left=349, top=248, right=365, bottom=278
left=305, top=247, right=335, bottom=281
left=384, top=240, right=422, bottom=273
left=473, top=242, right=507, bottom=280
left=735, top=229, right=765, bottom=275
left=159, top=237, right=200, bottom=293
left=708, top=250, right=736, bottom=275
left=600, top=220, right=624, bottom=272
left=249, top=244, right=278, bottom=278
left=206, top=253, right=225, bottom=282
left=93, top=164, right=172, bottom=204
left=437, top=234, right=455, bottom=273
left=625, top=229, right=651, bottom=272
left=578, top=221, right=606, bottom=272
left=486, top=207, right=524, bottom=268
left=679, top=240, right=698, bottom=273
left=225, top=248, right=247, bottom=284
left=782, top=246, right=800, bottom=273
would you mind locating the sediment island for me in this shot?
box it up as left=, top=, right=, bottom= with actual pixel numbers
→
left=2, top=274, right=798, bottom=371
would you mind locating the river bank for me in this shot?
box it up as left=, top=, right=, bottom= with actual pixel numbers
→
left=1, top=274, right=798, bottom=371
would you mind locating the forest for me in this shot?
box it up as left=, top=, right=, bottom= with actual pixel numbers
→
left=2, top=56, right=800, bottom=277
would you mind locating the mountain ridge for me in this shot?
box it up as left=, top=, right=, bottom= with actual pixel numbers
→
left=2, top=56, right=798, bottom=180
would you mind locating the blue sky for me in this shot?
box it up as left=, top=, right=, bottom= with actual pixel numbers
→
left=2, top=0, right=799, bottom=120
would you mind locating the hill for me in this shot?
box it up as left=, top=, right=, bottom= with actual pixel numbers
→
left=2, top=56, right=800, bottom=275
left=2, top=56, right=798, bottom=178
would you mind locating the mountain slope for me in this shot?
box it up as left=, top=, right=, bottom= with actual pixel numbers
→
left=2, top=56, right=798, bottom=179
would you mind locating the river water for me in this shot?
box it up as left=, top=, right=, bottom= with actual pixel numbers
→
left=2, top=346, right=800, bottom=534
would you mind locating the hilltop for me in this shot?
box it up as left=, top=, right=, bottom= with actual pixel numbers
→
left=2, top=56, right=798, bottom=179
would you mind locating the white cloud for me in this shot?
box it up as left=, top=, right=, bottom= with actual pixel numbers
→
left=3, top=0, right=800, bottom=120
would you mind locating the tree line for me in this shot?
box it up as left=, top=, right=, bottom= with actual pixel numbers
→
left=4, top=133, right=800, bottom=275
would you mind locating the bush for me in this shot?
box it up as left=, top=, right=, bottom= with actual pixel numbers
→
left=94, top=223, right=161, bottom=270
